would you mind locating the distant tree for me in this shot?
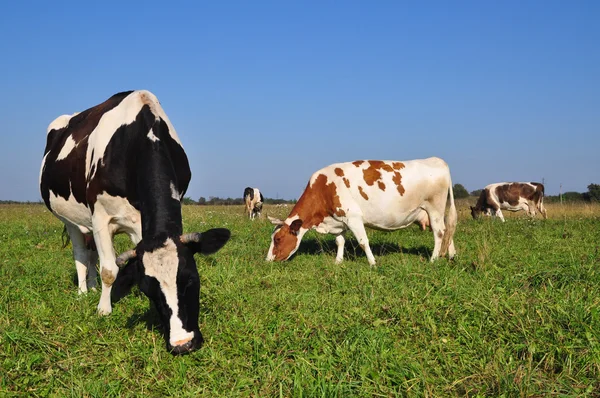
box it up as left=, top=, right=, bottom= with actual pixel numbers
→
left=562, top=192, right=585, bottom=202
left=197, top=197, right=206, bottom=205
left=470, top=189, right=483, bottom=197
left=453, top=184, right=469, bottom=199
left=182, top=197, right=196, bottom=205
left=587, top=184, right=600, bottom=202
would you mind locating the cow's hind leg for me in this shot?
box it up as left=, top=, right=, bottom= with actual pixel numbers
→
left=346, top=217, right=376, bottom=266
left=334, top=234, right=345, bottom=264
left=538, top=201, right=548, bottom=219
left=92, top=212, right=118, bottom=315
left=426, top=209, right=446, bottom=261
left=65, top=224, right=91, bottom=294
left=87, top=248, right=98, bottom=290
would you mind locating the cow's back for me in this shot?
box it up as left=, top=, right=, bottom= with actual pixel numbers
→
left=40, top=90, right=190, bottom=229
left=315, top=157, right=451, bottom=229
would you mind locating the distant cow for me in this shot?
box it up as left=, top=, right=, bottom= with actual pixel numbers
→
left=470, top=182, right=547, bottom=222
left=266, top=157, right=457, bottom=265
left=244, top=187, right=264, bottom=220
left=40, top=90, right=230, bottom=354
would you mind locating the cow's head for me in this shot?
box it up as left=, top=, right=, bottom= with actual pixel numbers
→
left=266, top=216, right=306, bottom=261
left=470, top=206, right=482, bottom=219
left=112, top=228, right=230, bottom=355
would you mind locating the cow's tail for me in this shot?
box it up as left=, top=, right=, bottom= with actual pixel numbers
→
left=439, top=173, right=457, bottom=258
left=61, top=225, right=71, bottom=248
left=536, top=183, right=548, bottom=219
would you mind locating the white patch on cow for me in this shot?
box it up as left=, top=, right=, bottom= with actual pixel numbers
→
left=47, top=113, right=75, bottom=134
left=39, top=152, right=49, bottom=186
left=142, top=238, right=193, bottom=347
left=94, top=192, right=142, bottom=242
left=170, top=182, right=181, bottom=201
left=56, top=135, right=77, bottom=161
left=147, top=128, right=160, bottom=142
left=47, top=190, right=93, bottom=231
left=314, top=216, right=345, bottom=234
left=286, top=214, right=300, bottom=224
left=266, top=242, right=276, bottom=261
left=85, top=91, right=184, bottom=180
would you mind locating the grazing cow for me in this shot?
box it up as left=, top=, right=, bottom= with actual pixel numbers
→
left=470, top=182, right=547, bottom=222
left=243, top=187, right=264, bottom=220
left=266, top=157, right=457, bottom=265
left=40, top=90, right=230, bottom=354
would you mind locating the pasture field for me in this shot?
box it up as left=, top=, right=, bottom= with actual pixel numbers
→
left=1, top=201, right=600, bottom=397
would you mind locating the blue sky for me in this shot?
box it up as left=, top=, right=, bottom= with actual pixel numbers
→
left=1, top=1, right=598, bottom=201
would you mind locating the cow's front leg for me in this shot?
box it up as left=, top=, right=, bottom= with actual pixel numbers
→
left=346, top=218, right=376, bottom=266
left=334, top=234, right=345, bottom=264
left=495, top=209, right=506, bottom=222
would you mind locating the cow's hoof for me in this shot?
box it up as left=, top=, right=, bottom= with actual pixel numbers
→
left=97, top=305, right=112, bottom=316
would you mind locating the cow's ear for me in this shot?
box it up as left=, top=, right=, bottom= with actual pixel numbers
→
left=289, top=219, right=303, bottom=236
left=183, top=228, right=231, bottom=255
left=268, top=216, right=284, bottom=226
left=111, top=258, right=142, bottom=303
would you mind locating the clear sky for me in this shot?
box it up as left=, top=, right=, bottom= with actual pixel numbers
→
left=1, top=1, right=598, bottom=201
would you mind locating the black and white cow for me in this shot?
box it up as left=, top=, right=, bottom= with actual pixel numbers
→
left=40, top=90, right=230, bottom=354
left=243, top=187, right=264, bottom=220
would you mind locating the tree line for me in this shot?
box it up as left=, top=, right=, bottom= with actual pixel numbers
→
left=2, top=184, right=598, bottom=205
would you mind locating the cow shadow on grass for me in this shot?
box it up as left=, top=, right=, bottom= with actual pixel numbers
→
left=297, top=237, right=432, bottom=261
left=124, top=303, right=164, bottom=334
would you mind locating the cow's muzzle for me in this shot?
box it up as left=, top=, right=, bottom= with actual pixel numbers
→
left=168, top=331, right=204, bottom=355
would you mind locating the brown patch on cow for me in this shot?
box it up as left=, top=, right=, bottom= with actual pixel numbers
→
left=392, top=171, right=405, bottom=196
left=352, top=160, right=364, bottom=167
left=272, top=174, right=346, bottom=260
left=363, top=167, right=381, bottom=186
left=289, top=174, right=343, bottom=227
left=343, top=178, right=351, bottom=188
left=334, top=168, right=344, bottom=177
left=358, top=186, right=369, bottom=200
left=437, top=231, right=443, bottom=239
left=101, top=268, right=115, bottom=286
left=271, top=225, right=299, bottom=261
left=368, top=160, right=394, bottom=173
left=496, top=183, right=535, bottom=206
left=361, top=160, right=404, bottom=194
left=363, top=160, right=398, bottom=186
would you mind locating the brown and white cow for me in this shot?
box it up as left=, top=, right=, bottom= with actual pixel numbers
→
left=470, top=182, right=547, bottom=222
left=266, top=157, right=457, bottom=265
left=243, top=187, right=264, bottom=220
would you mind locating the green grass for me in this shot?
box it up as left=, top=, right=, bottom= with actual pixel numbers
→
left=1, top=203, right=600, bottom=397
